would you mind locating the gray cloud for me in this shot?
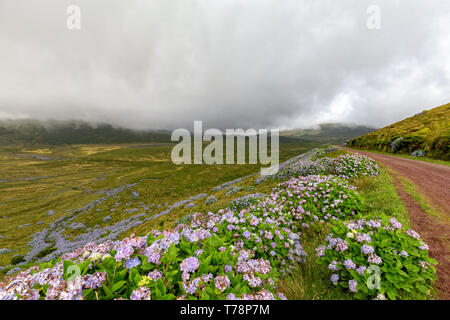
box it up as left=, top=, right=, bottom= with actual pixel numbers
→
left=0, top=0, right=449, bottom=130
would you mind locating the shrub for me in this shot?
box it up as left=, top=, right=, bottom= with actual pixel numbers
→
left=227, top=193, right=267, bottom=212
left=316, top=216, right=437, bottom=300
left=187, top=208, right=307, bottom=276
left=274, top=152, right=379, bottom=181
left=0, top=232, right=285, bottom=300
left=255, top=175, right=364, bottom=229
left=410, top=150, right=426, bottom=157
left=332, top=153, right=379, bottom=179
left=11, top=255, right=25, bottom=265
left=205, top=195, right=218, bottom=206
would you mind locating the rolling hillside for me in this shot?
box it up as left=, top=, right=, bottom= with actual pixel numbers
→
left=348, top=103, right=450, bottom=161
left=0, top=119, right=172, bottom=146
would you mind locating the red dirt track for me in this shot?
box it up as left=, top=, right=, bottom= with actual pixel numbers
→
left=344, top=148, right=450, bottom=299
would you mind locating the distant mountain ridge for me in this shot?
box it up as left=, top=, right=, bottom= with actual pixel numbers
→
left=281, top=123, right=377, bottom=145
left=0, top=119, right=378, bottom=147
left=0, top=119, right=171, bottom=146
left=348, top=102, right=450, bottom=161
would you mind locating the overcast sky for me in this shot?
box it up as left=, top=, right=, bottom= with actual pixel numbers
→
left=0, top=0, right=449, bottom=130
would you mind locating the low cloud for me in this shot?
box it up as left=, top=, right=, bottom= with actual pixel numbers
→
left=0, top=0, right=449, bottom=130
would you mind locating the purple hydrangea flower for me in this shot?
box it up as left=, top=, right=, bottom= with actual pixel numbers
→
left=356, top=233, right=372, bottom=243
left=202, top=273, right=213, bottom=282
left=399, top=250, right=409, bottom=257
left=406, top=230, right=421, bottom=239
left=368, top=253, right=382, bottom=265
left=83, top=272, right=106, bottom=289
left=355, top=266, right=367, bottom=275
left=144, top=247, right=161, bottom=265
left=130, top=287, right=151, bottom=300
left=227, top=293, right=238, bottom=300
left=361, top=244, right=375, bottom=255
left=183, top=277, right=201, bottom=295
left=180, top=257, right=200, bottom=273
left=124, top=257, right=141, bottom=270
left=389, top=218, right=402, bottom=230
left=335, top=239, right=348, bottom=252
left=277, top=292, right=288, bottom=300
left=315, top=245, right=325, bottom=257
left=329, top=261, right=340, bottom=271
left=330, top=274, right=339, bottom=285
left=148, top=270, right=163, bottom=281
left=214, top=275, right=231, bottom=292
left=115, top=244, right=134, bottom=261
left=349, top=279, right=358, bottom=293
left=243, top=274, right=262, bottom=288
left=343, top=259, right=356, bottom=270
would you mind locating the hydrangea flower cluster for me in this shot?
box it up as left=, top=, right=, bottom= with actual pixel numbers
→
left=273, top=148, right=379, bottom=181
left=331, top=154, right=379, bottom=179
left=316, top=216, right=437, bottom=300
left=0, top=220, right=284, bottom=300
left=187, top=205, right=309, bottom=275
left=253, top=175, right=363, bottom=229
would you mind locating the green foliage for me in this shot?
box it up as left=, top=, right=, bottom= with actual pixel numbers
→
left=316, top=216, right=437, bottom=300
left=268, top=176, right=364, bottom=226
left=64, top=234, right=280, bottom=300
left=11, top=254, right=25, bottom=265
left=34, top=246, right=57, bottom=260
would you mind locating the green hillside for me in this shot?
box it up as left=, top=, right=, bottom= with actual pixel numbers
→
left=348, top=103, right=450, bottom=161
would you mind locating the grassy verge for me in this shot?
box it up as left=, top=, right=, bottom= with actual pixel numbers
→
left=354, top=168, right=410, bottom=228
left=277, top=223, right=353, bottom=300
left=396, top=175, right=448, bottom=224
left=277, top=167, right=410, bottom=299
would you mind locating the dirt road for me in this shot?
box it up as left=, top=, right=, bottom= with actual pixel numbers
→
left=343, top=148, right=450, bottom=299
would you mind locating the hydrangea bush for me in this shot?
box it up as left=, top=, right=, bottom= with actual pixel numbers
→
left=275, top=152, right=379, bottom=181
left=254, top=175, right=364, bottom=229
left=332, top=154, right=379, bottom=179
left=187, top=209, right=307, bottom=276
left=0, top=231, right=285, bottom=300
left=316, top=217, right=437, bottom=300
left=227, top=193, right=267, bottom=212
